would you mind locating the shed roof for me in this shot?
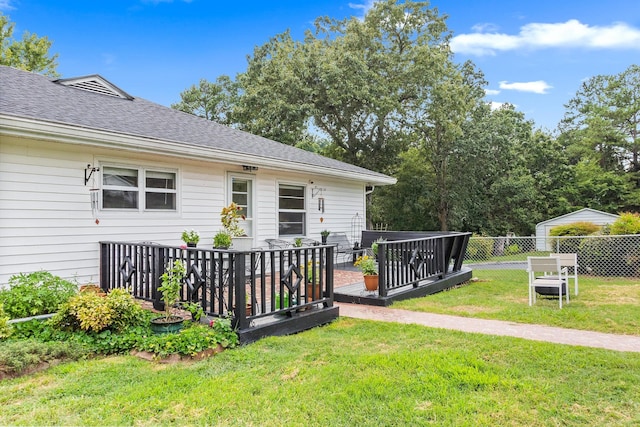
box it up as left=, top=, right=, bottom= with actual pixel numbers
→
left=535, top=208, right=619, bottom=227
left=0, top=66, right=395, bottom=185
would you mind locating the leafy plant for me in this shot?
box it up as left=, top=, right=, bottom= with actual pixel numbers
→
left=354, top=255, right=377, bottom=275
left=371, top=237, right=386, bottom=256
left=0, top=303, right=11, bottom=339
left=549, top=221, right=600, bottom=236
left=49, top=287, right=147, bottom=333
left=320, top=230, right=330, bottom=237
left=158, top=260, right=186, bottom=320
left=137, top=320, right=238, bottom=357
left=213, top=231, right=232, bottom=249
left=293, top=237, right=303, bottom=247
left=610, top=212, right=640, bottom=235
left=0, top=271, right=78, bottom=319
left=181, top=229, right=200, bottom=244
left=180, top=301, right=204, bottom=321
left=220, top=202, right=246, bottom=237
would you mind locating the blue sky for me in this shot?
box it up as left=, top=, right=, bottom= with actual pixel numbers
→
left=2, top=0, right=639, bottom=131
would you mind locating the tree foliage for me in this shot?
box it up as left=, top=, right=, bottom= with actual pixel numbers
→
left=0, top=13, right=58, bottom=76
left=172, top=2, right=639, bottom=234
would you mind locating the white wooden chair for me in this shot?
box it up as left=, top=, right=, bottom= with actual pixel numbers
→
left=550, top=253, right=579, bottom=296
left=527, top=256, right=569, bottom=309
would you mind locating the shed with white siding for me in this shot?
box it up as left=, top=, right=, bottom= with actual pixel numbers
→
left=534, top=208, right=619, bottom=250
left=0, top=66, right=396, bottom=285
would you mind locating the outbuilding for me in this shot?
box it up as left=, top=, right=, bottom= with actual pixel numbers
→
left=534, top=208, right=619, bottom=250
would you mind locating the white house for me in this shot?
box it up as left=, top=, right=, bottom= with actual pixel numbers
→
left=0, top=66, right=396, bottom=285
left=534, top=208, right=619, bottom=250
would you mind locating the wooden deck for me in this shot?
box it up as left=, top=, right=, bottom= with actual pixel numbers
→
left=334, top=266, right=473, bottom=306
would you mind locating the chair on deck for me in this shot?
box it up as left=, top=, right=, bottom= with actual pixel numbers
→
left=527, top=256, right=569, bottom=309
left=326, top=232, right=366, bottom=265
left=550, top=253, right=579, bottom=296
left=265, top=239, right=291, bottom=249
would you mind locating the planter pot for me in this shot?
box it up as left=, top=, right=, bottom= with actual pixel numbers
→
left=306, top=282, right=322, bottom=302
left=150, top=315, right=185, bottom=335
left=321, top=236, right=328, bottom=245
left=186, top=242, right=197, bottom=248
left=231, top=237, right=254, bottom=251
left=363, top=274, right=379, bottom=291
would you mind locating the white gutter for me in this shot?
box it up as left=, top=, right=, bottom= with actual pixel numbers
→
left=0, top=115, right=397, bottom=186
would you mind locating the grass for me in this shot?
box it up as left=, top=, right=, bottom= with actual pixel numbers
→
left=394, top=270, right=640, bottom=335
left=464, top=250, right=550, bottom=263
left=1, top=318, right=639, bottom=426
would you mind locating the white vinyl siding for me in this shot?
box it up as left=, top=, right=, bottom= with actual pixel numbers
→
left=0, top=135, right=369, bottom=286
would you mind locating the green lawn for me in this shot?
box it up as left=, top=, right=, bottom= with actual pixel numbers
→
left=1, top=318, right=639, bottom=426
left=394, top=270, right=640, bottom=335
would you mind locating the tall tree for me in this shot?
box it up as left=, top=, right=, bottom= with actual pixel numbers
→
left=171, top=76, right=238, bottom=125
left=560, top=64, right=640, bottom=174
left=0, top=13, right=58, bottom=76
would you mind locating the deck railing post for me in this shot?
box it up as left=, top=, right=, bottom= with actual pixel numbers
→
left=99, top=242, right=108, bottom=292
left=379, top=242, right=387, bottom=297
left=234, top=252, right=248, bottom=330
left=152, top=245, right=165, bottom=311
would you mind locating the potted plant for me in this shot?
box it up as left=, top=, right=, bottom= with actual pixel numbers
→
left=293, top=237, right=303, bottom=247
left=371, top=237, right=386, bottom=261
left=354, top=255, right=378, bottom=291
left=151, top=260, right=186, bottom=334
left=213, top=231, right=232, bottom=249
left=181, top=229, right=200, bottom=247
left=320, top=230, right=330, bottom=245
left=305, top=260, right=322, bottom=302
left=220, top=202, right=251, bottom=250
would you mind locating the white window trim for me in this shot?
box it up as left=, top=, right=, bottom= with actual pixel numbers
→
left=100, top=163, right=179, bottom=213
left=277, top=181, right=307, bottom=237
left=227, top=173, right=255, bottom=237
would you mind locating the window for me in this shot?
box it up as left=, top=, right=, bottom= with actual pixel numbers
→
left=230, top=176, right=253, bottom=236
left=102, top=166, right=176, bottom=211
left=278, top=184, right=305, bottom=236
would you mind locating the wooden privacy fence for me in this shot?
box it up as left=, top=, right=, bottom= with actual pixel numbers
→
left=100, top=242, right=338, bottom=342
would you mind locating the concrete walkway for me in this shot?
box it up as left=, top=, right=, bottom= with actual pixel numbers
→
left=336, top=303, right=640, bottom=353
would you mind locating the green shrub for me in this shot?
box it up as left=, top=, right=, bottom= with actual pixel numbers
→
left=610, top=212, right=640, bottom=235
left=579, top=236, right=638, bottom=277
left=0, top=339, right=86, bottom=377
left=0, top=271, right=78, bottom=319
left=50, top=288, right=148, bottom=333
left=137, top=319, right=238, bottom=358
left=0, top=303, right=11, bottom=339
left=505, top=244, right=520, bottom=255
left=465, top=237, right=493, bottom=261
left=549, top=221, right=600, bottom=236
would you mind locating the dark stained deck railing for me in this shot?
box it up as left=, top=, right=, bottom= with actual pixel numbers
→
left=99, top=242, right=337, bottom=341
left=342, top=231, right=471, bottom=303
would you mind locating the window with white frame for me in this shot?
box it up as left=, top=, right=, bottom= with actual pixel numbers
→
left=230, top=176, right=253, bottom=236
left=278, top=184, right=305, bottom=236
left=102, top=166, right=176, bottom=211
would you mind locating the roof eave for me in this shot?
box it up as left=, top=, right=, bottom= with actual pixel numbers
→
left=0, top=115, right=397, bottom=186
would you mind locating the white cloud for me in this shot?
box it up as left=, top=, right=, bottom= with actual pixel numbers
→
left=499, top=80, right=552, bottom=94
left=489, top=101, right=511, bottom=110
left=0, top=0, right=14, bottom=11
left=471, top=23, right=499, bottom=33
left=348, top=0, right=376, bottom=19
left=451, top=19, right=640, bottom=55
left=484, top=89, right=501, bottom=96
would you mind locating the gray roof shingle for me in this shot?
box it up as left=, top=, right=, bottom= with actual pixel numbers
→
left=0, top=66, right=394, bottom=184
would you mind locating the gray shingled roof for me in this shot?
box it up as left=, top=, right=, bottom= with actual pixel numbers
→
left=0, top=66, right=394, bottom=184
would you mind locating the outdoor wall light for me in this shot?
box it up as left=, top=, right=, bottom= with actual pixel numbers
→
left=242, top=165, right=258, bottom=171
